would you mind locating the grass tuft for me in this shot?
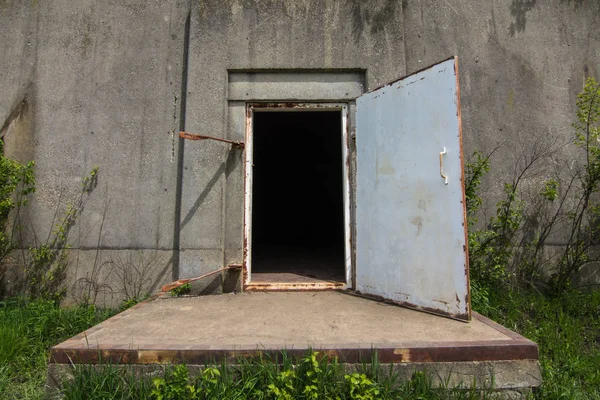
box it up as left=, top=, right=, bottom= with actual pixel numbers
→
left=0, top=297, right=114, bottom=399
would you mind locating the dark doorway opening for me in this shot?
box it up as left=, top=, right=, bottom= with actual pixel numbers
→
left=251, top=111, right=346, bottom=283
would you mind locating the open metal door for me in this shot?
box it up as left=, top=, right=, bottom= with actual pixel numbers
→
left=355, top=57, right=470, bottom=321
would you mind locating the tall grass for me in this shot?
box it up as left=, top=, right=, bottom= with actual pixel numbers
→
left=0, top=297, right=114, bottom=399
left=61, top=364, right=153, bottom=400
left=474, top=288, right=600, bottom=400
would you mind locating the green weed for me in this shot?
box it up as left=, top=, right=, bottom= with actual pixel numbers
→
left=0, top=140, right=35, bottom=264
left=170, top=282, right=192, bottom=297
left=118, top=294, right=149, bottom=312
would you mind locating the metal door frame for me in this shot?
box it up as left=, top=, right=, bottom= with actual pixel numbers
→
left=243, top=102, right=352, bottom=291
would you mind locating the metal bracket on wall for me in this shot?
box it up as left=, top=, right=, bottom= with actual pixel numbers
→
left=179, top=131, right=245, bottom=149
left=160, top=264, right=243, bottom=292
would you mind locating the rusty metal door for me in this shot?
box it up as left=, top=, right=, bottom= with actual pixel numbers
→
left=355, top=57, right=470, bottom=321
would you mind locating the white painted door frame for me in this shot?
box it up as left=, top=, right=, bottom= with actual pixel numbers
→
left=243, top=102, right=352, bottom=289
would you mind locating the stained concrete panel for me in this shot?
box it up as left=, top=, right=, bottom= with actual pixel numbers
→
left=0, top=1, right=36, bottom=128
left=3, top=0, right=188, bottom=250
left=228, top=71, right=365, bottom=101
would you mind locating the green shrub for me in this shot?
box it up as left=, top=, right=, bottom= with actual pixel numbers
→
left=25, top=166, right=99, bottom=303
left=0, top=140, right=34, bottom=287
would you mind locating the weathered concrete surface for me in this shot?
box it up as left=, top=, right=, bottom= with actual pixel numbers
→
left=0, top=0, right=188, bottom=250
left=55, top=292, right=509, bottom=345
left=48, top=292, right=541, bottom=395
left=0, top=0, right=190, bottom=298
left=0, top=0, right=599, bottom=300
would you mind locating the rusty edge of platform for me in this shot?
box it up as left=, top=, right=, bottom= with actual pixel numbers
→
left=49, top=294, right=538, bottom=365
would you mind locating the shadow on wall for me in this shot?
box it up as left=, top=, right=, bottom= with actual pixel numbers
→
left=509, top=0, right=537, bottom=37
left=559, top=0, right=588, bottom=9
left=180, top=148, right=241, bottom=231
left=509, top=0, right=599, bottom=37
left=349, top=0, right=397, bottom=43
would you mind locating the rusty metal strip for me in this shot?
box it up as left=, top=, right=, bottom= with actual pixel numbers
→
left=50, top=340, right=538, bottom=365
left=179, top=131, right=245, bottom=149
left=244, top=282, right=345, bottom=291
left=161, top=264, right=242, bottom=292
left=346, top=290, right=470, bottom=322
left=454, top=56, right=472, bottom=321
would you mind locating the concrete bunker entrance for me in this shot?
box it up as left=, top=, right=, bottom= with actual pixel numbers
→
left=250, top=110, right=346, bottom=285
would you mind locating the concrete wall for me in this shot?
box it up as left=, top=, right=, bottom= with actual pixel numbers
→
left=404, top=0, right=599, bottom=207
left=0, top=0, right=190, bottom=303
left=0, top=0, right=598, bottom=303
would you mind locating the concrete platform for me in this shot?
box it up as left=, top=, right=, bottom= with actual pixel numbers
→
left=49, top=292, right=541, bottom=392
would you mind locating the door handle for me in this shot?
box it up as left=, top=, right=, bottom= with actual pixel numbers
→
left=439, top=147, right=448, bottom=185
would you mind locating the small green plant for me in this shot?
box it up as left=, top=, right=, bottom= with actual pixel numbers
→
left=151, top=364, right=196, bottom=400
left=197, top=367, right=221, bottom=398
left=551, top=77, right=600, bottom=293
left=300, top=351, right=322, bottom=399
left=541, top=178, right=559, bottom=201
left=464, top=149, right=493, bottom=227
left=24, top=166, right=99, bottom=302
left=267, top=370, right=295, bottom=400
left=345, top=372, right=380, bottom=400
left=118, top=295, right=146, bottom=311
left=170, top=282, right=192, bottom=297
left=0, top=141, right=35, bottom=289
left=465, top=150, right=519, bottom=289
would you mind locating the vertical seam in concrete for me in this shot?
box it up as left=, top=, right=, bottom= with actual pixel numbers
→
left=221, top=69, right=228, bottom=277
left=400, top=0, right=409, bottom=76
left=82, top=1, right=99, bottom=252
left=172, top=8, right=192, bottom=281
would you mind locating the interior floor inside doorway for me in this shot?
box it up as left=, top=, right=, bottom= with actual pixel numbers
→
left=251, top=110, right=346, bottom=284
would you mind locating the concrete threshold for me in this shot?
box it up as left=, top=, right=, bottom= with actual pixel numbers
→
left=48, top=291, right=541, bottom=393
